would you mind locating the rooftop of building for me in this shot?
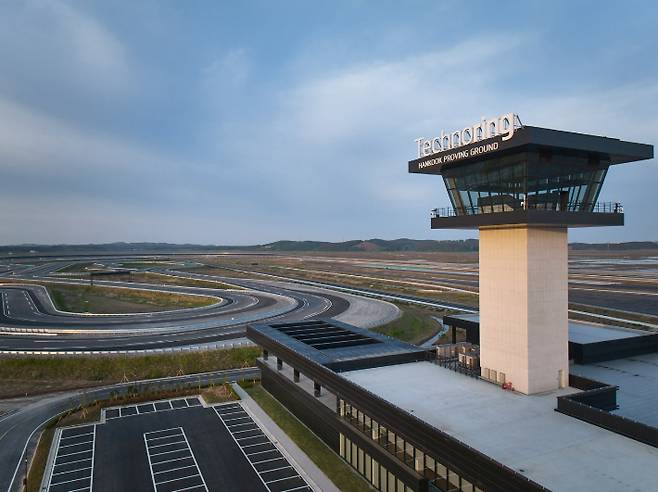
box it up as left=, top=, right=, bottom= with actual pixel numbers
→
left=248, top=319, right=429, bottom=371
left=409, top=125, right=654, bottom=175
left=570, top=352, right=658, bottom=427
left=444, top=312, right=649, bottom=344
left=342, top=360, right=658, bottom=492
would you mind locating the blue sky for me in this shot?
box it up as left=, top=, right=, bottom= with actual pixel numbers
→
left=0, top=1, right=656, bottom=245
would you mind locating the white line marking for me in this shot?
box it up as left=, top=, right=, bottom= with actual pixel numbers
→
left=251, top=457, right=286, bottom=465
left=149, top=448, right=191, bottom=458
left=213, top=404, right=312, bottom=492
left=143, top=433, right=158, bottom=492
left=265, top=475, right=301, bottom=484
left=60, top=432, right=94, bottom=440
left=90, top=425, right=96, bottom=492
left=155, top=473, right=202, bottom=485
left=279, top=486, right=310, bottom=492
left=154, top=464, right=196, bottom=475
left=240, top=442, right=274, bottom=450
left=148, top=439, right=187, bottom=449
left=52, top=466, right=92, bottom=476
left=49, top=473, right=92, bottom=486
left=144, top=427, right=208, bottom=492
left=169, top=485, right=207, bottom=492
left=149, top=456, right=193, bottom=466
left=56, top=449, right=92, bottom=458
left=54, top=457, right=91, bottom=467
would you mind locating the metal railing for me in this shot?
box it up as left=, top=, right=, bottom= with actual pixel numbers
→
left=431, top=201, right=623, bottom=218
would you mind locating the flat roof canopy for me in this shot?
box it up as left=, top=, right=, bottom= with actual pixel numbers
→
left=409, top=126, right=654, bottom=175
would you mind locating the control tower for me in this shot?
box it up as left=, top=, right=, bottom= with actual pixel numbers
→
left=409, top=115, right=653, bottom=394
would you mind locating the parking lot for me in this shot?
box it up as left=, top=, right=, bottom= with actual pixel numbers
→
left=43, top=397, right=313, bottom=492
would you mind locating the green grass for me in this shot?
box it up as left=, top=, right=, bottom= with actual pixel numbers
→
left=372, top=304, right=448, bottom=344
left=46, top=283, right=217, bottom=313
left=115, top=272, right=242, bottom=290
left=0, top=347, right=259, bottom=398
left=245, top=384, right=372, bottom=492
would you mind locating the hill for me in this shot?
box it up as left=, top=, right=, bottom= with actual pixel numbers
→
left=2, top=239, right=658, bottom=257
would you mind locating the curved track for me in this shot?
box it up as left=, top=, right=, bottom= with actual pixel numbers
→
left=0, top=258, right=398, bottom=353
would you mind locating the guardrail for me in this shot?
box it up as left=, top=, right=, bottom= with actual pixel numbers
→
left=431, top=201, right=623, bottom=218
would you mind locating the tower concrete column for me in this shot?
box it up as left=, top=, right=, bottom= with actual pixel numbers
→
left=479, top=226, right=569, bottom=394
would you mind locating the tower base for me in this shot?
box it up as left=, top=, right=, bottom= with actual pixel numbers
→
left=479, top=226, right=569, bottom=394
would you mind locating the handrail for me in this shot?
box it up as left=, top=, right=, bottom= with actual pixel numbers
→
left=431, top=201, right=623, bottom=218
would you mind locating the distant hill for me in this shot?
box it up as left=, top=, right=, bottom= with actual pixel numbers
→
left=1, top=239, right=657, bottom=257
left=569, top=241, right=658, bottom=251
left=259, top=238, right=479, bottom=252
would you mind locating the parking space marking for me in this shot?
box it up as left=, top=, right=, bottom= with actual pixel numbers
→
left=46, top=424, right=96, bottom=492
left=104, top=397, right=203, bottom=421
left=213, top=403, right=312, bottom=492
left=144, top=427, right=208, bottom=492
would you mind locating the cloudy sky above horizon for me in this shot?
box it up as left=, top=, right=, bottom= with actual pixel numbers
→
left=1, top=1, right=657, bottom=246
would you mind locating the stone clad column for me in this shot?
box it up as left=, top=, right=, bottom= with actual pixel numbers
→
left=479, top=226, right=569, bottom=394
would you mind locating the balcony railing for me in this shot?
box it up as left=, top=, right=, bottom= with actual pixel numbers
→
left=430, top=201, right=623, bottom=218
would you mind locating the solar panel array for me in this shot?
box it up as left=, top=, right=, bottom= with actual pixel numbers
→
left=273, top=320, right=383, bottom=351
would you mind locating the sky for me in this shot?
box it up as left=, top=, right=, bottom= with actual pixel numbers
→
left=0, top=1, right=657, bottom=246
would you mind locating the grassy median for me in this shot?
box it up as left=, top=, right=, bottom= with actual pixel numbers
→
left=243, top=383, right=372, bottom=492
left=372, top=304, right=451, bottom=345
left=0, top=347, right=259, bottom=398
left=47, top=283, right=217, bottom=313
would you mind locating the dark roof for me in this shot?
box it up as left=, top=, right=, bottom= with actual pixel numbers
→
left=409, top=126, right=654, bottom=175
left=247, top=319, right=430, bottom=372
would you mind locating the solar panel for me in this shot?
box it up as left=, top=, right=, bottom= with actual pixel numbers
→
left=273, top=321, right=383, bottom=351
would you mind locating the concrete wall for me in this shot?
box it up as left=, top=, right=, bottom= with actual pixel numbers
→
left=479, top=226, right=569, bottom=394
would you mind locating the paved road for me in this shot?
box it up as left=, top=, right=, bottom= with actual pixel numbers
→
left=0, top=260, right=399, bottom=352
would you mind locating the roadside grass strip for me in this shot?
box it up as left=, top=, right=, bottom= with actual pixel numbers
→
left=103, top=397, right=203, bottom=421
left=144, top=427, right=208, bottom=492
left=213, top=403, right=312, bottom=492
left=45, top=424, right=96, bottom=492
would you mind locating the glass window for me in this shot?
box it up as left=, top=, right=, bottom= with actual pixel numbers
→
left=351, top=442, right=358, bottom=468
left=372, top=458, right=379, bottom=488
left=387, top=471, right=396, bottom=492
left=380, top=465, right=387, bottom=492
left=345, top=437, right=351, bottom=461
left=365, top=454, right=372, bottom=481
left=339, top=434, right=345, bottom=457
left=425, top=455, right=435, bottom=479
left=405, top=441, right=414, bottom=466
left=437, top=463, right=448, bottom=480
left=461, top=478, right=473, bottom=492
left=415, top=449, right=424, bottom=473
left=397, top=478, right=404, bottom=492
left=358, top=448, right=365, bottom=474
left=448, top=469, right=460, bottom=491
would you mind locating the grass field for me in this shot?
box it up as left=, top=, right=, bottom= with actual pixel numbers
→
left=206, top=260, right=480, bottom=307
left=372, top=304, right=451, bottom=345
left=110, top=271, right=242, bottom=290
left=47, top=283, right=217, bottom=313
left=0, top=347, right=259, bottom=398
left=243, top=383, right=370, bottom=492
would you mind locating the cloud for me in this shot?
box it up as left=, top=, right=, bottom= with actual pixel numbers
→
left=0, top=8, right=656, bottom=245
left=0, top=0, right=134, bottom=106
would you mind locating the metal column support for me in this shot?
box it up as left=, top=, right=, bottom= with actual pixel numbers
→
left=314, top=381, right=321, bottom=397
left=263, top=349, right=269, bottom=360
left=277, top=357, right=283, bottom=370
left=293, top=368, right=300, bottom=382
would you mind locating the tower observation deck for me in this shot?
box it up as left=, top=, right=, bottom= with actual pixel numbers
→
left=409, top=116, right=653, bottom=394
